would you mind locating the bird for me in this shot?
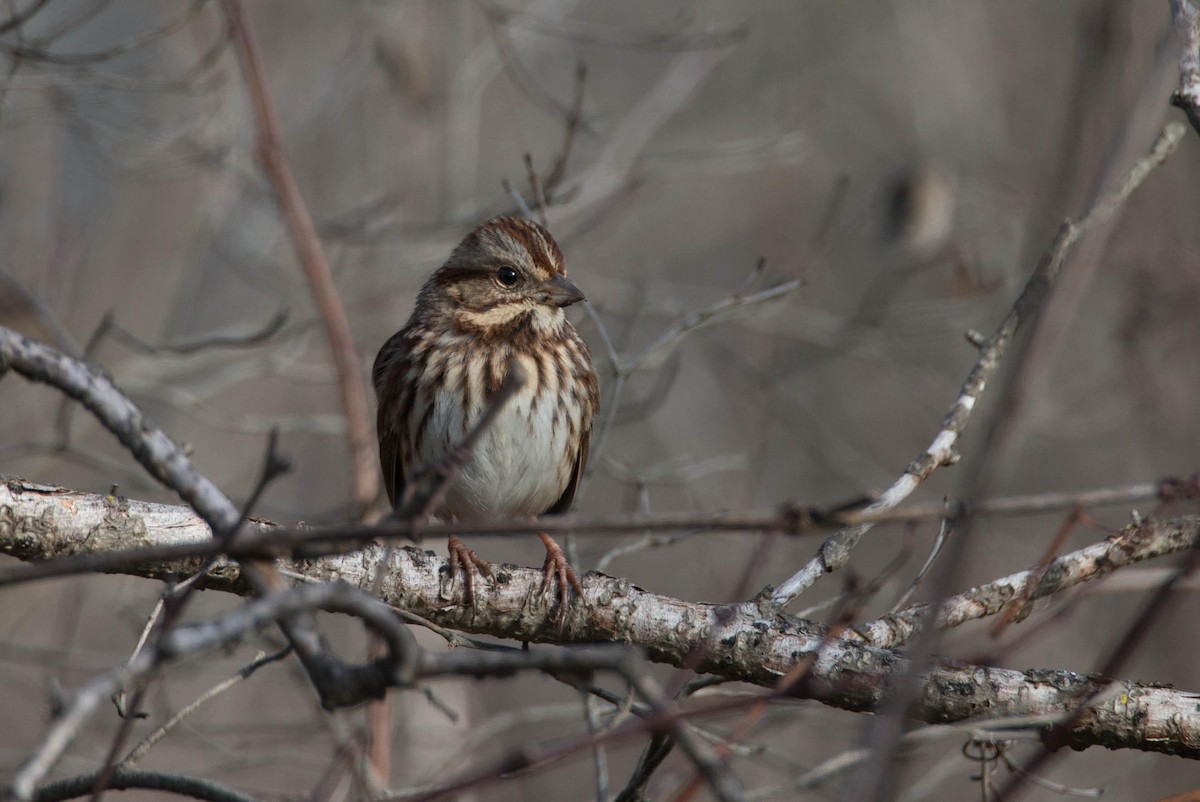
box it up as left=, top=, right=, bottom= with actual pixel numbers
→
left=372, top=216, right=599, bottom=617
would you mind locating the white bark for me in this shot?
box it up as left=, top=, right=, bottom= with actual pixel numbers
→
left=4, top=477, right=1200, bottom=759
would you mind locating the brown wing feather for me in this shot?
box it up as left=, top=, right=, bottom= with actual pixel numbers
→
left=373, top=329, right=412, bottom=511
left=545, top=332, right=598, bottom=516
left=377, top=427, right=403, bottom=509
left=546, top=426, right=588, bottom=516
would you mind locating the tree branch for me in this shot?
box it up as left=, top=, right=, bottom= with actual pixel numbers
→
left=769, top=121, right=1186, bottom=609
left=3, top=480, right=1200, bottom=763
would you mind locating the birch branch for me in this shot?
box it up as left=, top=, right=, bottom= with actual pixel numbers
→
left=3, top=480, right=1200, bottom=762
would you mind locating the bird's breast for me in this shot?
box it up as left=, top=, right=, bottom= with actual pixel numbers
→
left=412, top=348, right=583, bottom=519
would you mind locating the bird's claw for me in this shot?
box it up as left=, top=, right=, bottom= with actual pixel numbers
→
left=538, top=532, right=583, bottom=633
left=446, top=535, right=493, bottom=608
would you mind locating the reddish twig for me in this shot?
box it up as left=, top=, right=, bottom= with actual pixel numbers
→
left=220, top=0, right=379, bottom=514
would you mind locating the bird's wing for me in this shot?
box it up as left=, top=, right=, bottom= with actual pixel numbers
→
left=373, top=330, right=412, bottom=510
left=547, top=336, right=600, bottom=516
left=547, top=424, right=589, bottom=516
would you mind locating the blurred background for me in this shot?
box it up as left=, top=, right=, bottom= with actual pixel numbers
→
left=2, top=1, right=1200, bottom=799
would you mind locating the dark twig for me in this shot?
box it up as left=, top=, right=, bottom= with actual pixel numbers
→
left=33, top=768, right=262, bottom=802
left=364, top=362, right=523, bottom=781
left=0, top=0, right=52, bottom=34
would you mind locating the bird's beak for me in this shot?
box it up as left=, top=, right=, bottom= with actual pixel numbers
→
left=538, top=275, right=586, bottom=307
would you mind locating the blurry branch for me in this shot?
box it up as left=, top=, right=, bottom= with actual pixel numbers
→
left=0, top=269, right=83, bottom=357
left=319, top=16, right=732, bottom=244
left=90, top=309, right=289, bottom=356
left=220, top=0, right=379, bottom=514
left=769, top=121, right=1187, bottom=610
left=0, top=0, right=50, bottom=35
left=481, top=2, right=748, bottom=52
left=48, top=308, right=296, bottom=452
left=0, top=0, right=209, bottom=65
left=588, top=276, right=800, bottom=489
left=3, top=482, right=1200, bottom=764
left=1172, top=0, right=1200, bottom=133
left=547, top=44, right=731, bottom=231
left=624, top=281, right=800, bottom=374
left=483, top=6, right=597, bottom=134
left=544, top=61, right=587, bottom=194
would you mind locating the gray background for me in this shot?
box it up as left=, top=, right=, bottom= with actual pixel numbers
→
left=2, top=1, right=1199, bottom=799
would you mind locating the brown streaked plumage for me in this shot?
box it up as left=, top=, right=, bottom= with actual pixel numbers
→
left=373, top=217, right=599, bottom=614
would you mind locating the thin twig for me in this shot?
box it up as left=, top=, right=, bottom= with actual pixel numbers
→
left=890, top=508, right=952, bottom=612
left=121, top=648, right=291, bottom=768
left=624, top=281, right=800, bottom=374
left=103, top=310, right=288, bottom=356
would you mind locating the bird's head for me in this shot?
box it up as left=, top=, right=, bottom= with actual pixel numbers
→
left=421, top=217, right=585, bottom=335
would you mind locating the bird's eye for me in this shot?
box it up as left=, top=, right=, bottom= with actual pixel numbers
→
left=496, top=267, right=520, bottom=287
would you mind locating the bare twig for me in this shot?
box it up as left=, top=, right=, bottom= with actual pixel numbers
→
left=889, top=511, right=952, bottom=612
left=624, top=281, right=800, bottom=374
left=523, top=152, right=548, bottom=228
left=587, top=278, right=800, bottom=480
left=102, top=310, right=289, bottom=356
left=121, top=648, right=291, bottom=768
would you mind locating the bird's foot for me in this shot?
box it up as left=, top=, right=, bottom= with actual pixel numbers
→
left=538, top=532, right=584, bottom=633
left=445, top=536, right=494, bottom=608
